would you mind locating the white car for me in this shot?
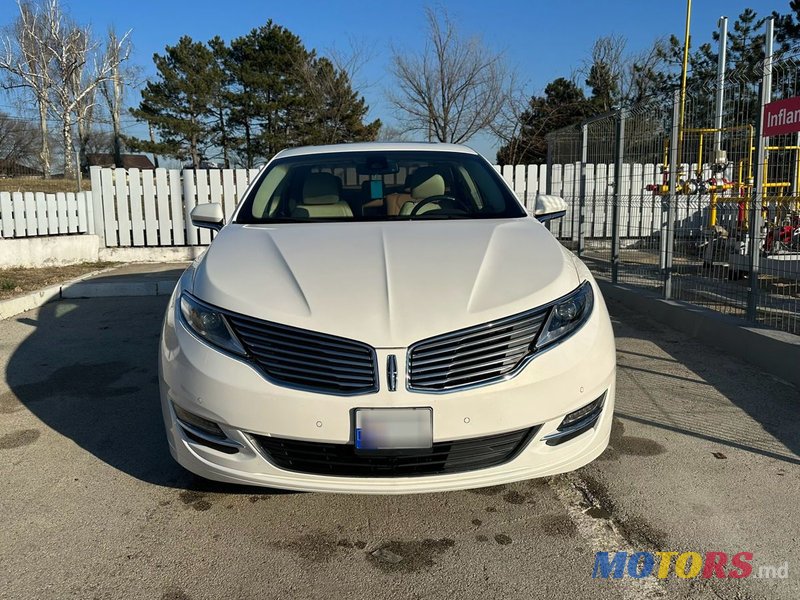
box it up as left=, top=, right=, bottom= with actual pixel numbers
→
left=159, top=142, right=616, bottom=494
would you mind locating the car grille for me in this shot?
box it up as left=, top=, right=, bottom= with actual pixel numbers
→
left=226, top=314, right=378, bottom=395
left=407, top=307, right=550, bottom=392
left=253, top=427, right=537, bottom=477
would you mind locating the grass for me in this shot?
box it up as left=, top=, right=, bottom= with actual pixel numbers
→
left=0, top=177, right=92, bottom=194
left=0, top=261, right=118, bottom=300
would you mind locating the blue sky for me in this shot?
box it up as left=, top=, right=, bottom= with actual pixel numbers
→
left=10, top=0, right=785, bottom=160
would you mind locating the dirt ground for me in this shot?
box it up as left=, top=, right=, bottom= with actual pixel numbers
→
left=0, top=177, right=91, bottom=194
left=0, top=262, right=117, bottom=300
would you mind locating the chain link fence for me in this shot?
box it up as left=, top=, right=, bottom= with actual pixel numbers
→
left=547, top=36, right=800, bottom=337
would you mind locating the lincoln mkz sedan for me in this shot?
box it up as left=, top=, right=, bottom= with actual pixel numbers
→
left=159, top=143, right=616, bottom=494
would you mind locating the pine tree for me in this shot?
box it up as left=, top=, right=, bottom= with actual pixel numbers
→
left=297, top=56, right=381, bottom=146
left=496, top=78, right=592, bottom=164
left=126, top=36, right=225, bottom=165
left=223, top=22, right=310, bottom=163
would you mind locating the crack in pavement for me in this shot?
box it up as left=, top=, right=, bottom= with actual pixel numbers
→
left=548, top=471, right=666, bottom=600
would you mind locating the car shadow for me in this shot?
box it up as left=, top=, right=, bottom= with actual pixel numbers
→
left=4, top=295, right=292, bottom=494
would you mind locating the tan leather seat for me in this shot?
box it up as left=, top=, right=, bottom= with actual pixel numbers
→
left=291, top=173, right=353, bottom=218
left=386, top=167, right=446, bottom=216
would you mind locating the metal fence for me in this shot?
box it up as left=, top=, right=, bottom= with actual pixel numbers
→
left=547, top=20, right=800, bottom=337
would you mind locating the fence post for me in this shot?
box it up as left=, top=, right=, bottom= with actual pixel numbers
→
left=578, top=123, right=588, bottom=257
left=89, top=166, right=106, bottom=247
left=664, top=90, right=681, bottom=299
left=611, top=109, right=625, bottom=283
left=747, top=17, right=773, bottom=322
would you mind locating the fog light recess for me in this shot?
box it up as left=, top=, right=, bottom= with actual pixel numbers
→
left=172, top=402, right=242, bottom=454
left=542, top=392, right=606, bottom=446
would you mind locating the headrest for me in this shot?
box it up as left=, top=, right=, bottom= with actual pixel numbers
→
left=407, top=167, right=446, bottom=200
left=410, top=173, right=445, bottom=200
left=303, top=173, right=341, bottom=205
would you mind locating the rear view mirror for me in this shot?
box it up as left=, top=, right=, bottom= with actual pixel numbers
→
left=191, top=202, right=225, bottom=232
left=357, top=156, right=399, bottom=176
left=534, top=194, right=567, bottom=222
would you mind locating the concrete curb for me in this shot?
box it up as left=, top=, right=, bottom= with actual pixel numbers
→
left=61, top=281, right=174, bottom=299
left=0, top=268, right=175, bottom=320
left=599, top=281, right=800, bottom=390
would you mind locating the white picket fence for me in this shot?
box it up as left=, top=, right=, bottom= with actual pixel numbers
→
left=0, top=190, right=93, bottom=239
left=1, top=163, right=719, bottom=247
left=89, top=166, right=261, bottom=247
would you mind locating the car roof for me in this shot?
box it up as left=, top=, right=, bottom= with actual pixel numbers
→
left=273, top=142, right=480, bottom=159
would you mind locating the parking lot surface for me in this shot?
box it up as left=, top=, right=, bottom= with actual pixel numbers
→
left=0, top=294, right=798, bottom=599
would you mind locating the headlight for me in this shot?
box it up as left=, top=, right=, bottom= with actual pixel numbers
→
left=179, top=292, right=246, bottom=356
left=535, top=281, right=594, bottom=349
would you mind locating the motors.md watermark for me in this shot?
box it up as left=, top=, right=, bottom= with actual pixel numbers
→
left=593, top=551, right=789, bottom=580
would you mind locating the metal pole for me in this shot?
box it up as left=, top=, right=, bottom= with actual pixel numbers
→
left=75, top=149, right=82, bottom=193
left=794, top=131, right=800, bottom=197
left=676, top=0, right=693, bottom=167
left=611, top=110, right=625, bottom=284
left=747, top=17, right=774, bottom=322
left=665, top=90, right=681, bottom=299
left=714, top=16, right=728, bottom=153
left=578, top=123, right=588, bottom=257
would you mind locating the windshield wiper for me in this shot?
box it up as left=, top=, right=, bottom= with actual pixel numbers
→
left=404, top=214, right=471, bottom=220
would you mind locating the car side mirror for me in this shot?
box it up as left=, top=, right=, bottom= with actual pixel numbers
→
left=534, top=194, right=567, bottom=222
left=191, top=203, right=225, bottom=232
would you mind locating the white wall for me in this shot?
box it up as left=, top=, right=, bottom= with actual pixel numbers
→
left=0, top=234, right=100, bottom=268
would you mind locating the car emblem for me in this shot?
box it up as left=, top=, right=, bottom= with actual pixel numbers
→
left=387, top=354, right=398, bottom=392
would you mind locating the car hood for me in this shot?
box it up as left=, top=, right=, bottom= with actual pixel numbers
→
left=192, top=219, right=580, bottom=348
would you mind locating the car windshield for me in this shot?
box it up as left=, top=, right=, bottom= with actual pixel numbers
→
left=236, top=150, right=527, bottom=223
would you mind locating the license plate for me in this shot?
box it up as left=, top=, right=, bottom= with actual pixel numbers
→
left=354, top=408, right=432, bottom=452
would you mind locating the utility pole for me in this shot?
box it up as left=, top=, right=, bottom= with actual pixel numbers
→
left=713, top=16, right=728, bottom=154
left=747, top=17, right=774, bottom=322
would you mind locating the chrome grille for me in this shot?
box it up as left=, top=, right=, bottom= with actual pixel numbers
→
left=408, top=307, right=550, bottom=392
left=227, top=314, right=378, bottom=395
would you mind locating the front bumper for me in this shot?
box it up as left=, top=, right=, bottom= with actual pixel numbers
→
left=159, top=281, right=616, bottom=494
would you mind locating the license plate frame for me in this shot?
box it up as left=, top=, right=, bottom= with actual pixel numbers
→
left=354, top=407, right=433, bottom=453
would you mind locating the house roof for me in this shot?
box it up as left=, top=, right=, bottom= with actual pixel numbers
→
left=86, top=154, right=155, bottom=169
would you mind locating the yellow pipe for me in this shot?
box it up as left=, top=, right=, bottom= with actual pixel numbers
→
left=792, top=147, right=800, bottom=194
left=697, top=133, right=704, bottom=177
left=710, top=191, right=717, bottom=227
left=738, top=160, right=743, bottom=192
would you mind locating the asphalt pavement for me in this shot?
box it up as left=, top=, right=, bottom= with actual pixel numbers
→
left=0, top=288, right=797, bottom=600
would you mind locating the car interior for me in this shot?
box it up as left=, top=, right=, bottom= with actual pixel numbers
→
left=247, top=155, right=513, bottom=221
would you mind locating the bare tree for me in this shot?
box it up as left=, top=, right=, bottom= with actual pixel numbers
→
left=99, top=27, right=134, bottom=167
left=0, top=112, right=38, bottom=171
left=375, top=123, right=412, bottom=142
left=0, top=0, right=57, bottom=177
left=489, top=77, right=536, bottom=165
left=48, top=7, right=130, bottom=177
left=580, top=35, right=671, bottom=108
left=388, top=7, right=510, bottom=144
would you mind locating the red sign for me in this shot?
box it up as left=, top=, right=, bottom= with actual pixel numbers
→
left=763, top=96, right=800, bottom=136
